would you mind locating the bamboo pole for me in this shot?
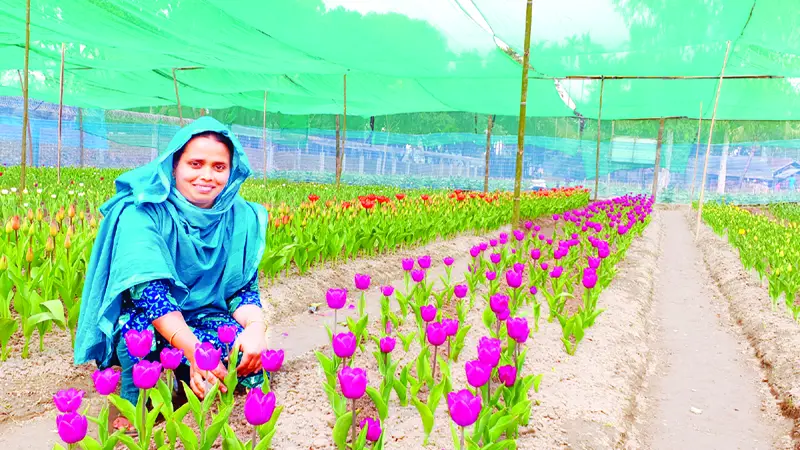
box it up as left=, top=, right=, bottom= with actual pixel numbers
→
left=512, top=0, right=534, bottom=225
left=689, top=102, right=704, bottom=200
left=262, top=91, right=268, bottom=183
left=172, top=69, right=184, bottom=126
left=57, top=43, right=65, bottom=184
left=484, top=114, right=494, bottom=193
left=19, top=0, right=31, bottom=193
left=696, top=41, right=732, bottom=240
left=337, top=74, right=347, bottom=188
left=593, top=77, right=605, bottom=201
left=651, top=118, right=666, bottom=200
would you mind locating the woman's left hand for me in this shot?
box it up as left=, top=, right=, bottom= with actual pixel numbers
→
left=233, top=323, right=267, bottom=376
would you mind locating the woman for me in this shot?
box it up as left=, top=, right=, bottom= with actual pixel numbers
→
left=74, top=117, right=269, bottom=429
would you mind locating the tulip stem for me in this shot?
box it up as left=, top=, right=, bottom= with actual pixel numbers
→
left=460, top=426, right=465, bottom=450
left=251, top=426, right=258, bottom=449
left=431, top=345, right=438, bottom=383
left=139, top=388, right=147, bottom=446
left=334, top=309, right=338, bottom=337
left=351, top=397, right=357, bottom=445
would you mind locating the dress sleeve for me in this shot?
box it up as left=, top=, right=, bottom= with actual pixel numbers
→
left=128, top=279, right=180, bottom=321
left=227, top=272, right=262, bottom=314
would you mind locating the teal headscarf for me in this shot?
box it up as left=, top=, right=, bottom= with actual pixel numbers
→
left=74, top=116, right=267, bottom=367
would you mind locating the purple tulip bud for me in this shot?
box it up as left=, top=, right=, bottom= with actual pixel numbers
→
left=338, top=366, right=368, bottom=399
left=194, top=342, right=221, bottom=371
left=554, top=246, right=568, bottom=260
left=217, top=325, right=237, bottom=345
left=538, top=234, right=546, bottom=241
left=550, top=266, right=564, bottom=278
left=490, top=253, right=502, bottom=264
left=160, top=347, right=183, bottom=371
left=498, top=365, right=518, bottom=387
left=244, top=389, right=276, bottom=426
left=443, top=256, right=455, bottom=266
left=524, top=221, right=533, bottom=230
left=56, top=412, right=88, bottom=444
left=588, top=256, right=601, bottom=269
left=479, top=242, right=488, bottom=251
left=442, top=318, right=459, bottom=337
left=420, top=304, right=437, bottom=322
left=417, top=255, right=432, bottom=269
left=53, top=388, right=84, bottom=413
left=582, top=267, right=598, bottom=289
left=132, top=360, right=162, bottom=390
left=379, top=336, right=396, bottom=353
left=426, top=322, right=447, bottom=346
left=505, top=269, right=522, bottom=288
left=261, top=349, right=285, bottom=372
left=485, top=271, right=496, bottom=281
left=380, top=285, right=395, bottom=297
left=360, top=417, right=383, bottom=442
left=553, top=214, right=560, bottom=221
left=411, top=269, right=426, bottom=283
left=530, top=248, right=541, bottom=260
left=465, top=360, right=492, bottom=388
left=469, top=246, right=481, bottom=258
left=332, top=332, right=357, bottom=358
left=92, top=368, right=120, bottom=396
left=489, top=239, right=498, bottom=247
left=511, top=248, right=517, bottom=254
left=448, top=389, right=482, bottom=427
left=513, top=230, right=525, bottom=241
left=477, top=337, right=501, bottom=367
left=546, top=238, right=553, bottom=245
left=124, top=329, right=153, bottom=359
left=534, top=225, right=541, bottom=232
left=326, top=288, right=348, bottom=309
left=529, top=285, right=538, bottom=295
left=354, top=273, right=371, bottom=290
left=513, top=262, right=525, bottom=273
left=401, top=258, right=415, bottom=271
left=598, top=243, right=610, bottom=259
left=453, top=284, right=468, bottom=298
left=506, top=317, right=530, bottom=343
left=490, top=294, right=509, bottom=314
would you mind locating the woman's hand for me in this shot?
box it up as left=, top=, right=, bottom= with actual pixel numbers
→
left=189, top=360, right=228, bottom=399
left=233, top=323, right=267, bottom=376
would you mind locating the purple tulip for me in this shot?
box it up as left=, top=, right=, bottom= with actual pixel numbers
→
left=443, top=256, right=455, bottom=266
left=540, top=262, right=549, bottom=271
left=513, top=262, right=525, bottom=273
left=194, top=342, right=222, bottom=371
left=530, top=248, right=541, bottom=260
left=354, top=273, right=371, bottom=290
left=464, top=360, right=492, bottom=388
left=53, top=388, right=84, bottom=413
left=546, top=238, right=553, bottom=245
left=92, top=368, right=120, bottom=396
left=490, top=253, right=502, bottom=264
left=360, top=417, right=383, bottom=442
left=499, top=235, right=508, bottom=245
left=380, top=285, right=395, bottom=297
left=426, top=322, right=447, bottom=346
left=326, top=288, right=348, bottom=309
left=598, top=243, right=610, bottom=259
left=513, top=230, right=525, bottom=241
left=529, top=285, right=538, bottom=295
left=552, top=214, right=560, bottom=221
left=338, top=366, right=368, bottom=399
left=538, top=234, right=546, bottom=241
left=442, top=318, right=459, bottom=337
left=506, top=317, right=530, bottom=343
left=411, top=269, right=426, bottom=283
left=261, top=349, right=285, bottom=372
left=132, top=360, right=162, bottom=390
left=534, top=225, right=541, bottom=232
left=498, top=365, right=517, bottom=387
left=56, top=412, right=88, bottom=444
left=244, top=389, right=276, bottom=426
left=417, top=255, right=432, bottom=269
left=160, top=347, right=183, bottom=371
left=550, top=266, right=564, bottom=278
left=489, top=239, right=498, bottom=247
left=524, top=221, right=533, bottom=229
left=582, top=267, right=598, bottom=289
left=217, top=325, right=237, bottom=345
left=479, top=242, right=488, bottom=251
left=124, top=329, right=153, bottom=359
left=332, top=332, right=357, bottom=358
left=485, top=271, right=496, bottom=281
left=469, top=246, right=481, bottom=258
left=401, top=258, right=415, bottom=271
left=420, top=304, right=437, bottom=322
left=448, top=390, right=482, bottom=427
left=588, top=256, right=601, bottom=269
left=554, top=246, right=568, bottom=260
left=505, top=269, right=522, bottom=288
left=490, top=294, right=509, bottom=316
left=453, top=284, right=468, bottom=298
left=379, top=336, right=396, bottom=353
left=477, top=337, right=501, bottom=367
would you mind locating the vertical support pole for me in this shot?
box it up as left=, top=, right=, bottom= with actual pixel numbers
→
left=689, top=102, right=703, bottom=201
left=484, top=114, right=494, bottom=193
left=78, top=108, right=85, bottom=167
left=57, top=42, right=65, bottom=184
left=651, top=118, right=666, bottom=200
left=696, top=41, right=732, bottom=240
left=512, top=0, right=534, bottom=225
left=19, top=0, right=30, bottom=193
left=335, top=115, right=341, bottom=183
left=263, top=91, right=268, bottom=183
left=336, top=74, right=347, bottom=187
left=172, top=68, right=184, bottom=126
left=594, top=76, right=605, bottom=201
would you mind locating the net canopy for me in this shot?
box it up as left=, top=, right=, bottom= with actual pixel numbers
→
left=0, top=0, right=797, bottom=119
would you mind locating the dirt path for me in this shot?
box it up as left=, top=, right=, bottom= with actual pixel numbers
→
left=643, top=209, right=790, bottom=449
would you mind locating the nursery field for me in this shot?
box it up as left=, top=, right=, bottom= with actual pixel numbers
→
left=1, top=167, right=800, bottom=449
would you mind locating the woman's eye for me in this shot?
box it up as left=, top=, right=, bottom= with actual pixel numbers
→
left=215, top=165, right=227, bottom=171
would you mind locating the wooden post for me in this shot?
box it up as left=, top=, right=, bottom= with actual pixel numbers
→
left=651, top=118, right=666, bottom=200
left=335, top=114, right=341, bottom=182
left=484, top=114, right=494, bottom=193
left=594, top=76, right=605, bottom=201
left=262, top=91, right=268, bottom=183
left=336, top=74, right=346, bottom=187
left=19, top=0, right=30, bottom=192
left=172, top=69, right=184, bottom=126
left=512, top=0, right=534, bottom=225
left=689, top=102, right=703, bottom=201
left=78, top=108, right=85, bottom=167
left=57, top=42, right=65, bottom=184
left=696, top=41, right=732, bottom=240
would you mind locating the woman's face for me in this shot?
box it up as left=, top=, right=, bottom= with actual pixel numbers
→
left=173, top=136, right=231, bottom=209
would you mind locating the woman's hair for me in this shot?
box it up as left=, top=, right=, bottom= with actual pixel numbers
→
left=172, top=131, right=234, bottom=168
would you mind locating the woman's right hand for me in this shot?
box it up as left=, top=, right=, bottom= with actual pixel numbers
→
left=189, top=360, right=228, bottom=399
